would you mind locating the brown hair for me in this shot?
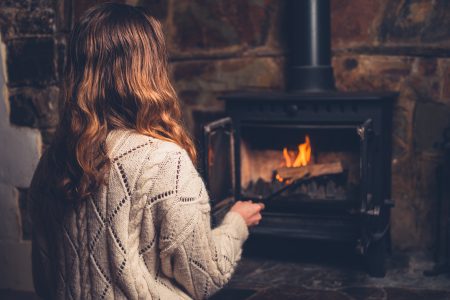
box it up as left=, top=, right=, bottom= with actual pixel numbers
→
left=48, top=2, right=196, bottom=203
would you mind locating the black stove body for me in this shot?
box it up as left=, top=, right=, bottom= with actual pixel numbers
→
left=201, top=0, right=396, bottom=277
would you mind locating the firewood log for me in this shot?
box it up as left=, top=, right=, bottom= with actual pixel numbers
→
left=276, top=161, right=344, bottom=180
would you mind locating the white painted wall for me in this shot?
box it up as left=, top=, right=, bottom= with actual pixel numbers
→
left=0, top=34, right=42, bottom=291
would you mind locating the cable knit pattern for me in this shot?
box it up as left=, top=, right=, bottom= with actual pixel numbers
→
left=30, top=129, right=249, bottom=300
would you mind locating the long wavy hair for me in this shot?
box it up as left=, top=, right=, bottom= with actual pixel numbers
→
left=48, top=2, right=196, bottom=203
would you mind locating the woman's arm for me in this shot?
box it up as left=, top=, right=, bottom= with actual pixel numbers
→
left=148, top=148, right=249, bottom=300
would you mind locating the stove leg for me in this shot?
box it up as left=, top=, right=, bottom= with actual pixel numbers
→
left=365, top=234, right=387, bottom=277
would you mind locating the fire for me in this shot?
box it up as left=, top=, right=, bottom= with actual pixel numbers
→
left=283, top=135, right=311, bottom=168
left=275, top=135, right=311, bottom=182
left=277, top=135, right=312, bottom=182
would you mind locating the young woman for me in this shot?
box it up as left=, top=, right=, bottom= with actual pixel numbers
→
left=29, top=3, right=264, bottom=299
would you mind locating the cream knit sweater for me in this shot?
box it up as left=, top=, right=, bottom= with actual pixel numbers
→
left=30, top=129, right=249, bottom=300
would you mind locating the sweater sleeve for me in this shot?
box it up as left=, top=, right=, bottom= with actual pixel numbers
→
left=152, top=148, right=249, bottom=300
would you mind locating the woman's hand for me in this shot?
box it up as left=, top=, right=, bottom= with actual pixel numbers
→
left=230, top=200, right=265, bottom=227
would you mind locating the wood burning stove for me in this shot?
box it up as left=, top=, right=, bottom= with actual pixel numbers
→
left=201, top=0, right=396, bottom=277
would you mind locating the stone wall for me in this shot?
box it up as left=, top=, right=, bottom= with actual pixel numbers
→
left=0, top=0, right=61, bottom=291
left=160, top=0, right=450, bottom=252
left=0, top=0, right=449, bottom=291
left=331, top=0, right=450, bottom=251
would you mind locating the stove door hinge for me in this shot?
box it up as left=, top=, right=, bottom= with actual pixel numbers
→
left=365, top=206, right=381, bottom=216
left=356, top=238, right=369, bottom=255
left=357, top=119, right=373, bottom=141
left=360, top=192, right=374, bottom=214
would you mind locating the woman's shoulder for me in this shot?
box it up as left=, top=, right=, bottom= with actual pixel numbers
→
left=106, top=129, right=187, bottom=165
left=107, top=130, right=197, bottom=198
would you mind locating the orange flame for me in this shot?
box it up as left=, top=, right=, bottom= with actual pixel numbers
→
left=283, top=135, right=312, bottom=168
left=276, top=135, right=312, bottom=182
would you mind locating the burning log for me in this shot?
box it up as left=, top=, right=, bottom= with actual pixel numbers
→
left=275, top=161, right=344, bottom=181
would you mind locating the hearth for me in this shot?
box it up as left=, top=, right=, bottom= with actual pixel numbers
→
left=201, top=0, right=396, bottom=277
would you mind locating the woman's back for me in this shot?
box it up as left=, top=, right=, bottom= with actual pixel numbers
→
left=31, top=129, right=249, bottom=299
left=29, top=3, right=264, bottom=298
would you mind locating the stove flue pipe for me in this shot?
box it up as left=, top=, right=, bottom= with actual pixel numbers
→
left=289, top=0, right=335, bottom=92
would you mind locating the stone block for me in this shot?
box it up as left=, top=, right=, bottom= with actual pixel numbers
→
left=420, top=0, right=450, bottom=44
left=379, top=0, right=450, bottom=46
left=331, top=0, right=387, bottom=48
left=408, top=58, right=440, bottom=101
left=333, top=54, right=413, bottom=92
left=135, top=0, right=169, bottom=20
left=9, top=92, right=36, bottom=127
left=0, top=112, right=42, bottom=188
left=0, top=39, right=42, bottom=188
left=0, top=0, right=29, bottom=9
left=14, top=8, right=55, bottom=35
left=416, top=57, right=438, bottom=77
left=379, top=0, right=434, bottom=43
left=171, top=56, right=283, bottom=131
left=55, top=37, right=67, bottom=81
left=6, top=38, right=55, bottom=87
left=0, top=0, right=54, bottom=10
left=9, top=86, right=60, bottom=128
left=391, top=150, right=444, bottom=251
left=439, top=58, right=450, bottom=104
left=0, top=8, right=17, bottom=40
left=0, top=183, right=21, bottom=241
left=392, top=107, right=410, bottom=160
left=391, top=161, right=419, bottom=250
left=172, top=56, right=284, bottom=108
left=0, top=0, right=55, bottom=39
left=30, top=0, right=55, bottom=10
left=170, top=0, right=276, bottom=52
left=413, top=102, right=450, bottom=152
left=406, top=78, right=440, bottom=103
left=73, top=0, right=126, bottom=22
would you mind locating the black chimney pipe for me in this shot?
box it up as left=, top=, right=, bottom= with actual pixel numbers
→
left=289, top=0, right=335, bottom=92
